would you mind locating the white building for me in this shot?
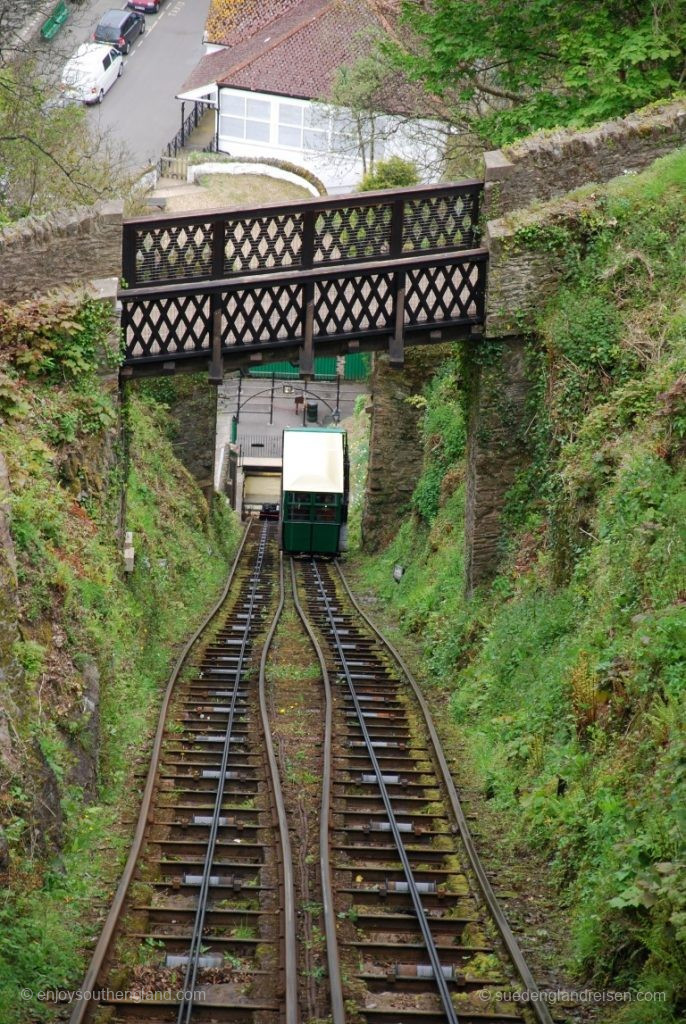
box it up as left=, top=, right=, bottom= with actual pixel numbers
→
left=179, top=0, right=445, bottom=194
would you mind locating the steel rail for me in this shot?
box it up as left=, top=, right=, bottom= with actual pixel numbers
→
left=257, top=551, right=299, bottom=1024
left=69, top=521, right=252, bottom=1024
left=334, top=561, right=556, bottom=1024
left=309, top=560, right=460, bottom=1024
left=178, top=523, right=270, bottom=1023
left=289, top=558, right=346, bottom=1024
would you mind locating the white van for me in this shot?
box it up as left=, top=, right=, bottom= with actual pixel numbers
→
left=61, top=43, right=123, bottom=105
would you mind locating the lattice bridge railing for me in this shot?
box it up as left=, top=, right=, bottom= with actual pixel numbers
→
left=119, top=181, right=487, bottom=377
left=122, top=181, right=483, bottom=289
left=120, top=250, right=487, bottom=378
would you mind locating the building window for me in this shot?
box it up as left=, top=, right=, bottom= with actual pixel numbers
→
left=219, top=91, right=375, bottom=159
left=220, top=92, right=271, bottom=142
left=303, top=105, right=327, bottom=151
left=278, top=101, right=329, bottom=152
left=277, top=102, right=303, bottom=148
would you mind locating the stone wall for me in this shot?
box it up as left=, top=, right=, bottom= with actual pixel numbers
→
left=362, top=346, right=450, bottom=552
left=476, top=103, right=686, bottom=580
left=464, top=339, right=530, bottom=591
left=485, top=197, right=591, bottom=337
left=483, top=99, right=686, bottom=217
left=165, top=377, right=218, bottom=497
left=0, top=200, right=124, bottom=303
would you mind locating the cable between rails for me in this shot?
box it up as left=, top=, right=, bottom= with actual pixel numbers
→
left=289, top=558, right=346, bottom=1024
left=258, top=550, right=299, bottom=1024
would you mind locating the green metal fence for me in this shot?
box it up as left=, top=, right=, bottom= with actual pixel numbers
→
left=248, top=353, right=370, bottom=382
left=41, top=0, right=69, bottom=39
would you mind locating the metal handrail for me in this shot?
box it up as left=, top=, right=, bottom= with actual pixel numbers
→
left=156, top=99, right=213, bottom=174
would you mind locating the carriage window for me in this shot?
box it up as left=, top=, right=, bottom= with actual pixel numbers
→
left=290, top=503, right=310, bottom=521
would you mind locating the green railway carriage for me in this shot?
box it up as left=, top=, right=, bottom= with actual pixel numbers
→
left=280, top=428, right=349, bottom=556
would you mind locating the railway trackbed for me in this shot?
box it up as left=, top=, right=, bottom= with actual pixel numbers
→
left=70, top=527, right=552, bottom=1024
left=292, top=558, right=554, bottom=1024
left=70, top=523, right=297, bottom=1024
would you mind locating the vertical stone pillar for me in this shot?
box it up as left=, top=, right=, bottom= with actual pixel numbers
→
left=362, top=347, right=446, bottom=551
left=464, top=338, right=530, bottom=592
left=167, top=376, right=218, bottom=497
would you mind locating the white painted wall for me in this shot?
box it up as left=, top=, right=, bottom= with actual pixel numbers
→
left=215, top=87, right=444, bottom=193
left=187, top=161, right=321, bottom=196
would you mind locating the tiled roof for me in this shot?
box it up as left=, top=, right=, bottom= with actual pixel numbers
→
left=205, top=0, right=303, bottom=48
left=219, top=0, right=382, bottom=98
left=182, top=0, right=418, bottom=111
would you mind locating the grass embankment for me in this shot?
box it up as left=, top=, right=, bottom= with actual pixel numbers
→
left=160, top=174, right=312, bottom=213
left=0, top=297, right=239, bottom=1021
left=358, top=150, right=686, bottom=1020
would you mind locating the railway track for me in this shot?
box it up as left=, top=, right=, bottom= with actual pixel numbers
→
left=71, top=530, right=553, bottom=1024
left=70, top=523, right=297, bottom=1024
left=292, top=558, right=554, bottom=1024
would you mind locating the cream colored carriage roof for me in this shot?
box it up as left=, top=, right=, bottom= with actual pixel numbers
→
left=282, top=429, right=344, bottom=494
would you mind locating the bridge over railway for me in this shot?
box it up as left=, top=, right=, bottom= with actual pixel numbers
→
left=119, top=180, right=487, bottom=380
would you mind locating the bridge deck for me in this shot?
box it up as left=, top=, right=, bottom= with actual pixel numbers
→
left=119, top=182, right=487, bottom=379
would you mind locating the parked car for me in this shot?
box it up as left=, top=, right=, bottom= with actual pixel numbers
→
left=127, top=0, right=163, bottom=12
left=94, top=8, right=145, bottom=53
left=60, top=43, right=123, bottom=105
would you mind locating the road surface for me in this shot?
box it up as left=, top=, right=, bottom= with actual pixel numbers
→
left=41, top=0, right=211, bottom=171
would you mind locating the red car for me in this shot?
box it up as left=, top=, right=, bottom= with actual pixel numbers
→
left=127, top=0, right=163, bottom=12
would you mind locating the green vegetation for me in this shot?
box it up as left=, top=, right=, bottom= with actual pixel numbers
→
left=347, top=393, right=370, bottom=550
left=0, top=295, right=239, bottom=1021
left=393, top=0, right=685, bottom=145
left=0, top=63, right=131, bottom=221
left=359, top=150, right=686, bottom=1020
left=359, top=157, right=420, bottom=192
left=186, top=151, right=327, bottom=196
left=161, top=173, right=311, bottom=215
left=330, top=38, right=403, bottom=177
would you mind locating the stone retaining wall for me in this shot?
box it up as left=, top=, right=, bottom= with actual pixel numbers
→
left=483, top=99, right=686, bottom=217
left=165, top=377, right=218, bottom=499
left=484, top=198, right=591, bottom=337
left=464, top=339, right=530, bottom=591
left=362, top=346, right=451, bottom=552
left=0, top=200, right=124, bottom=303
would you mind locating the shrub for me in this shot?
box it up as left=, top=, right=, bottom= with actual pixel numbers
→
left=358, top=157, right=419, bottom=191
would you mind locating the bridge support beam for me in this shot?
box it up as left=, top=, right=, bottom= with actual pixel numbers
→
left=464, top=336, right=531, bottom=594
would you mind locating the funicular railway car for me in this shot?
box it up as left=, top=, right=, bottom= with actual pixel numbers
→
left=280, top=428, right=349, bottom=555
